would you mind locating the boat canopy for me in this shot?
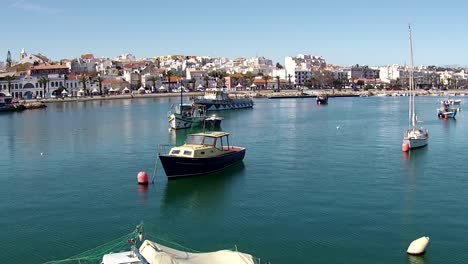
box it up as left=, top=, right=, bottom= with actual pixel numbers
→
left=139, top=240, right=256, bottom=264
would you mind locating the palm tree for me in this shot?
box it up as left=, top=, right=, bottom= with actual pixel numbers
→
left=262, top=74, right=271, bottom=90
left=275, top=76, right=280, bottom=92
left=189, top=78, right=196, bottom=91
left=149, top=76, right=159, bottom=91
left=203, top=75, right=210, bottom=90
left=5, top=75, right=14, bottom=95
left=95, top=75, right=104, bottom=95
left=38, top=76, right=49, bottom=98
left=79, top=75, right=88, bottom=95
left=287, top=74, right=292, bottom=89
left=166, top=70, right=173, bottom=89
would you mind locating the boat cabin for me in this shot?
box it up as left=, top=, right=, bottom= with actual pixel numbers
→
left=168, top=132, right=233, bottom=158
left=201, top=89, right=230, bottom=101
left=172, top=103, right=206, bottom=118
left=0, top=93, right=13, bottom=108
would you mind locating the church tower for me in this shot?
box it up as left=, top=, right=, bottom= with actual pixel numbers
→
left=20, top=48, right=27, bottom=60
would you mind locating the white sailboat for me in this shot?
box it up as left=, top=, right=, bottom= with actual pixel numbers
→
left=402, top=25, right=428, bottom=152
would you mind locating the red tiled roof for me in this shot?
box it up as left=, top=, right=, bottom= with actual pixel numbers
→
left=81, top=54, right=94, bottom=60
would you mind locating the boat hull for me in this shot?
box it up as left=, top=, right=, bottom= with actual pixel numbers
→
left=0, top=105, right=26, bottom=113
left=169, top=114, right=205, bottom=130
left=316, top=98, right=328, bottom=105
left=159, top=148, right=245, bottom=178
left=194, top=99, right=254, bottom=111
left=403, top=138, right=428, bottom=149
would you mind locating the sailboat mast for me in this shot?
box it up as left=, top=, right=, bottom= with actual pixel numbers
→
left=408, top=24, right=416, bottom=128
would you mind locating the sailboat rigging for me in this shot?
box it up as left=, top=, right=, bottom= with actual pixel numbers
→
left=402, top=24, right=429, bottom=152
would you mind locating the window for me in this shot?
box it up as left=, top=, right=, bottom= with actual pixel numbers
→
left=171, top=150, right=180, bottom=155
left=183, top=150, right=192, bottom=156
left=186, top=135, right=204, bottom=145
left=203, top=137, right=216, bottom=146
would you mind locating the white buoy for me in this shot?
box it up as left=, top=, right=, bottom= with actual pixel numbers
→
left=336, top=126, right=340, bottom=130
left=40, top=152, right=43, bottom=156
left=407, top=236, right=430, bottom=255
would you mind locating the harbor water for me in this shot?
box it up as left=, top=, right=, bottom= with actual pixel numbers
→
left=0, top=96, right=467, bottom=264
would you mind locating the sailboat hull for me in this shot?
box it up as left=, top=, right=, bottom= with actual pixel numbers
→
left=403, top=138, right=428, bottom=149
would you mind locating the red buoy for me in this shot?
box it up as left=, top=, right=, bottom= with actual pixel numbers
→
left=444, top=114, right=448, bottom=120
left=137, top=171, right=149, bottom=185
left=402, top=143, right=410, bottom=152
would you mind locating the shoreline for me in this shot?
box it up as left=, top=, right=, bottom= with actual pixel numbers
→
left=21, top=89, right=467, bottom=104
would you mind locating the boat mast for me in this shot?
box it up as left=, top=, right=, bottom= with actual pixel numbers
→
left=408, top=24, right=417, bottom=129
left=180, top=80, right=183, bottom=113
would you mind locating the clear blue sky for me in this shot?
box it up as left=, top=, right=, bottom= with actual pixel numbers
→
left=1, top=0, right=467, bottom=66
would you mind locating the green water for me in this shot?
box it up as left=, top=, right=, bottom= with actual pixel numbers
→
left=0, top=96, right=467, bottom=264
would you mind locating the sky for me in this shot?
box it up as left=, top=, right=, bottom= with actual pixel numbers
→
left=1, top=0, right=467, bottom=67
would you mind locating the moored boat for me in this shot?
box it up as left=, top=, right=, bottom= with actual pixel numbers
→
left=168, top=103, right=206, bottom=130
left=45, top=223, right=259, bottom=264
left=316, top=94, right=328, bottom=105
left=402, top=25, right=428, bottom=151
left=203, top=114, right=223, bottom=129
left=0, top=93, right=26, bottom=113
left=437, top=100, right=457, bottom=119
left=194, top=88, right=254, bottom=111
left=159, top=131, right=245, bottom=178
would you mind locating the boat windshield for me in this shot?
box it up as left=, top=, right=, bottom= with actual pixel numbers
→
left=186, top=135, right=204, bottom=145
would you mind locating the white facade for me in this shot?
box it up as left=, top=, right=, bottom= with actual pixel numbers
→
left=379, top=65, right=404, bottom=83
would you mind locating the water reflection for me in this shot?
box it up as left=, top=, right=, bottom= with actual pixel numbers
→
left=160, top=162, right=245, bottom=213
left=407, top=254, right=427, bottom=264
left=137, top=184, right=149, bottom=203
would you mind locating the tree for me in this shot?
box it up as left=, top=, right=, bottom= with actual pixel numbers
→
left=149, top=76, right=159, bottom=91
left=275, top=76, right=280, bottom=91
left=189, top=78, right=196, bottom=91
left=5, top=75, right=14, bottom=94
left=6, top=51, right=12, bottom=68
left=262, top=75, right=271, bottom=90
left=79, top=75, right=88, bottom=95
left=276, top=62, right=283, bottom=69
left=95, top=75, right=104, bottom=95
left=39, top=76, right=49, bottom=97
left=166, top=70, right=173, bottom=89
left=287, top=74, right=293, bottom=89
left=203, top=75, right=210, bottom=90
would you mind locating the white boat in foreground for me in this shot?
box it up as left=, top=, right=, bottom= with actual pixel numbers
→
left=402, top=25, right=428, bottom=151
left=45, top=223, right=261, bottom=264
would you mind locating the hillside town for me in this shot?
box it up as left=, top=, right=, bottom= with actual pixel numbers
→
left=0, top=49, right=467, bottom=99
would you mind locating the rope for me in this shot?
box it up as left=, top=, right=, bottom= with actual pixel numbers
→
left=43, top=231, right=137, bottom=264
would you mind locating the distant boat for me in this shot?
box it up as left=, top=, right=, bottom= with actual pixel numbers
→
left=402, top=25, right=428, bottom=151
left=159, top=131, right=246, bottom=178
left=194, top=88, right=254, bottom=111
left=203, top=114, right=223, bottom=129
left=0, top=93, right=25, bottom=113
left=316, top=94, right=328, bottom=105
left=437, top=100, right=457, bottom=119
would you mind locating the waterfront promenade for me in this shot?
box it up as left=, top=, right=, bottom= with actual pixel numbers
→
left=27, top=89, right=467, bottom=104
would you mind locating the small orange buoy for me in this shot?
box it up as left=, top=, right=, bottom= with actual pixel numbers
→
left=137, top=171, right=149, bottom=185
left=444, top=114, right=449, bottom=120
left=402, top=143, right=410, bottom=152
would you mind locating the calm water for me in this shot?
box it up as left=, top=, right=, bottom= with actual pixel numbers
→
left=0, top=96, right=467, bottom=264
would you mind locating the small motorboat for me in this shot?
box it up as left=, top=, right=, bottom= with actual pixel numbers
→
left=204, top=114, right=223, bottom=129
left=159, top=131, right=246, bottom=178
left=437, top=100, right=457, bottom=119
left=316, top=94, right=328, bottom=105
